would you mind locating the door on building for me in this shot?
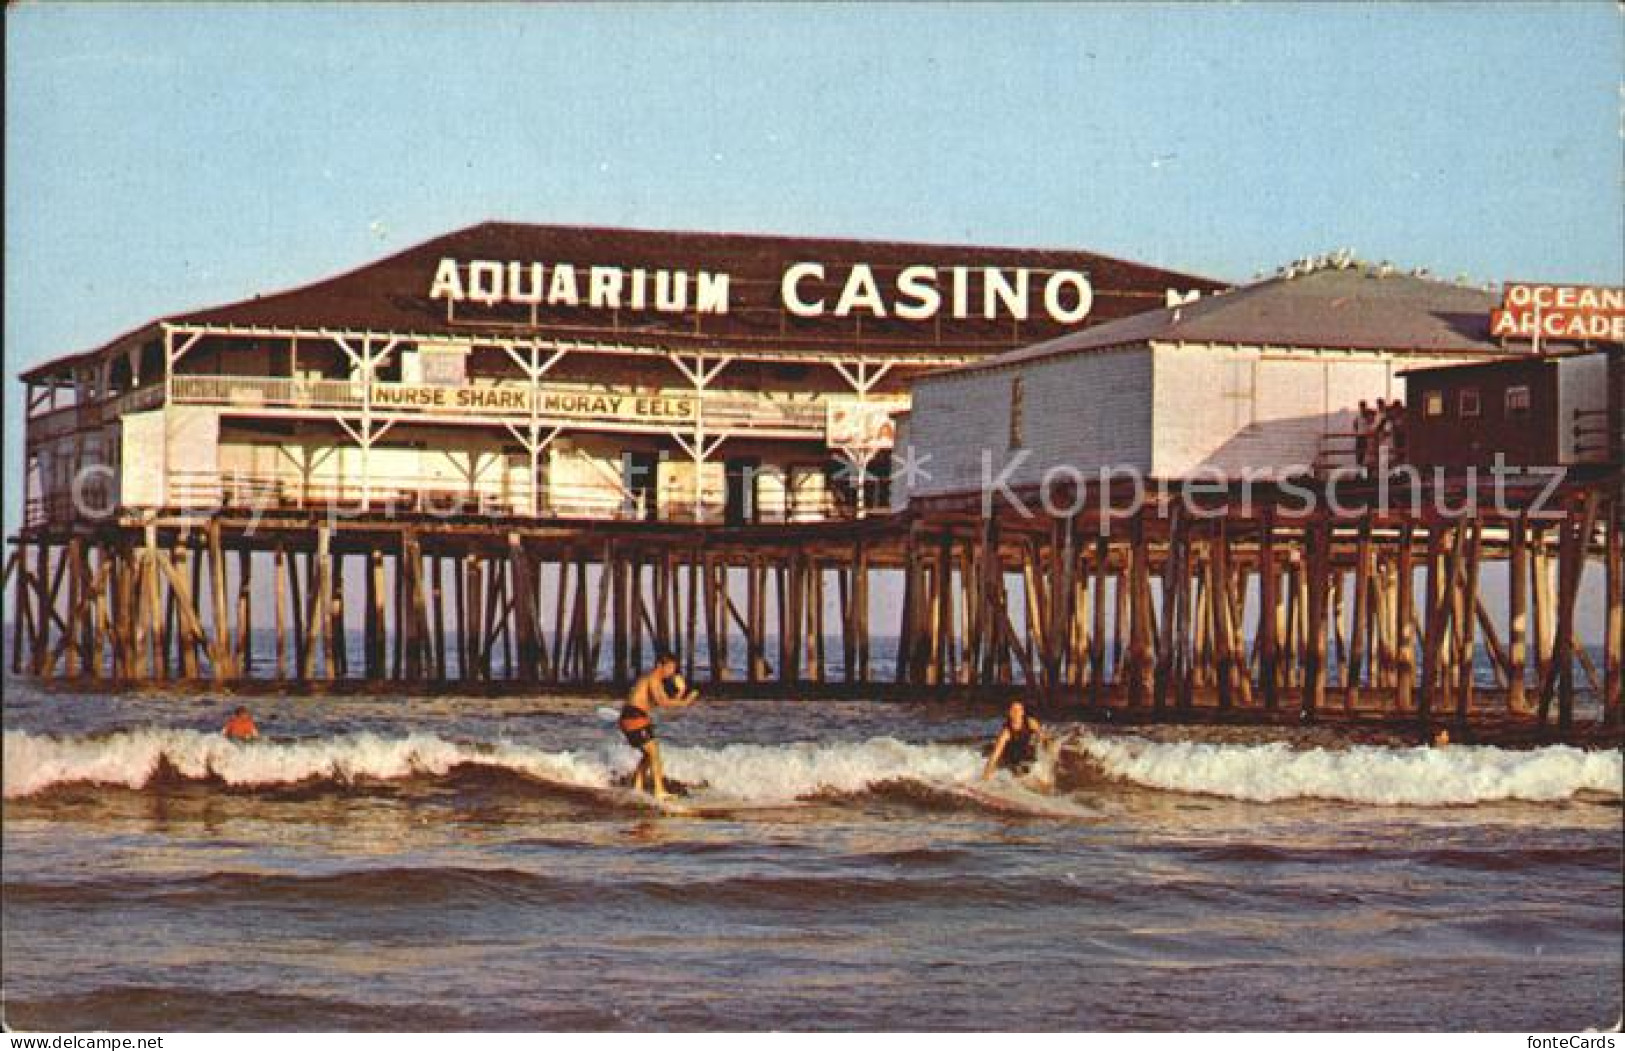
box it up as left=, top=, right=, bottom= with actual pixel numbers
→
left=622, top=451, right=659, bottom=520
left=724, top=457, right=760, bottom=525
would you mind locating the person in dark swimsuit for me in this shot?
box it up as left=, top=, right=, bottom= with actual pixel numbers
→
left=620, top=651, right=698, bottom=800
left=983, top=700, right=1044, bottom=780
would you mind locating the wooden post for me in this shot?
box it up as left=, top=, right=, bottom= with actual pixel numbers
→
left=432, top=554, right=448, bottom=681
left=811, top=561, right=827, bottom=684
left=1532, top=527, right=1556, bottom=685
left=1542, top=495, right=1597, bottom=730
left=1345, top=516, right=1372, bottom=710
left=207, top=520, right=233, bottom=679
left=1605, top=504, right=1622, bottom=725
left=1256, top=513, right=1279, bottom=707
left=1154, top=506, right=1182, bottom=710
left=1394, top=525, right=1415, bottom=713
left=610, top=543, right=628, bottom=683
left=172, top=541, right=196, bottom=679
left=235, top=547, right=253, bottom=676
left=1419, top=523, right=1453, bottom=725
left=1455, top=521, right=1483, bottom=722
left=1508, top=515, right=1528, bottom=713
left=465, top=552, right=483, bottom=681
left=273, top=544, right=287, bottom=679
left=1302, top=516, right=1330, bottom=719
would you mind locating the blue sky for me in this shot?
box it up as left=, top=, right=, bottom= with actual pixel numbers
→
left=5, top=2, right=1622, bottom=543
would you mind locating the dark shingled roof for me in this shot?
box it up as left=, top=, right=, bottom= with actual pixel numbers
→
left=936, top=264, right=1528, bottom=377
left=25, top=222, right=1226, bottom=380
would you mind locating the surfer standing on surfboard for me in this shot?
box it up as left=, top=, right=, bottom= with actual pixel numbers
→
left=982, top=701, right=1044, bottom=780
left=620, top=651, right=699, bottom=800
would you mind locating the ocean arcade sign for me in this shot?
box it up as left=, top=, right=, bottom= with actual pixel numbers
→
left=1491, top=282, right=1625, bottom=344
left=428, top=256, right=1097, bottom=325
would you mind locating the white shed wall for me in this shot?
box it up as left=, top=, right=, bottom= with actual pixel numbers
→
left=898, top=347, right=1154, bottom=502
left=1556, top=352, right=1610, bottom=464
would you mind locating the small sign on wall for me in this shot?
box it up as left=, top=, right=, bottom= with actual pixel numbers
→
left=827, top=399, right=898, bottom=453
left=419, top=346, right=469, bottom=386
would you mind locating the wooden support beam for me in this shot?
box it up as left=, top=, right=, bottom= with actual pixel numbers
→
left=168, top=543, right=197, bottom=679
left=1257, top=513, right=1279, bottom=708
left=273, top=545, right=288, bottom=679
left=432, top=554, right=448, bottom=681
left=1541, top=495, right=1597, bottom=730
left=235, top=547, right=253, bottom=676
left=1455, top=521, right=1483, bottom=722
left=1090, top=533, right=1108, bottom=707
left=9, top=541, right=27, bottom=674
left=1344, top=517, right=1372, bottom=710
left=1302, top=516, right=1331, bottom=719
left=207, top=520, right=234, bottom=679
left=466, top=552, right=485, bottom=681
left=589, top=545, right=613, bottom=683
left=610, top=543, right=628, bottom=683
left=1606, top=505, right=1623, bottom=725
left=1394, top=525, right=1416, bottom=713
left=1507, top=516, right=1528, bottom=713
left=1154, top=507, right=1183, bottom=710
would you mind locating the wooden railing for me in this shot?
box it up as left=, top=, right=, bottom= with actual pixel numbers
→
left=26, top=383, right=166, bottom=445
left=25, top=405, right=81, bottom=443
left=172, top=375, right=361, bottom=409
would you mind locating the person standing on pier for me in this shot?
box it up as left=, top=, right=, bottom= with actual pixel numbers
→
left=983, top=701, right=1045, bottom=780
left=620, top=652, right=699, bottom=800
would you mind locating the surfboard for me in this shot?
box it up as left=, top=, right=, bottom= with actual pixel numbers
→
left=950, top=782, right=1085, bottom=818
left=655, top=797, right=817, bottom=818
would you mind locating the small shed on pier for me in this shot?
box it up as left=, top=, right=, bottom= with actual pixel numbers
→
left=1403, top=349, right=1621, bottom=468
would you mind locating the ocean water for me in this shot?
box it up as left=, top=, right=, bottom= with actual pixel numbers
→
left=2, top=674, right=1621, bottom=1032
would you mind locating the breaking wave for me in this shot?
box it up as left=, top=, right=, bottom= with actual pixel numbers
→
left=1074, top=734, right=1624, bottom=805
left=0, top=728, right=983, bottom=804
left=5, top=727, right=1619, bottom=808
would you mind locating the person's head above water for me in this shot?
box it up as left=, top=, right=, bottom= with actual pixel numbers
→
left=233, top=706, right=251, bottom=719
left=657, top=651, right=680, bottom=674
left=1006, top=701, right=1026, bottom=726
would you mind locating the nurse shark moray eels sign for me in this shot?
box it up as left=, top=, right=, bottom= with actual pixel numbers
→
left=370, top=382, right=696, bottom=422
left=428, top=257, right=1096, bottom=324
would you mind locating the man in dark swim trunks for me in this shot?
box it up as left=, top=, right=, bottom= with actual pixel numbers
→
left=620, top=651, right=698, bottom=800
left=983, top=700, right=1044, bottom=780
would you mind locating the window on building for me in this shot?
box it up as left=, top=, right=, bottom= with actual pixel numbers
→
left=1425, top=391, right=1445, bottom=417
left=1459, top=388, right=1481, bottom=418
left=1009, top=375, right=1025, bottom=449
left=1505, top=385, right=1531, bottom=416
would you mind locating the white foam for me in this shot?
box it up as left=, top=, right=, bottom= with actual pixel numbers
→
left=1072, top=733, right=1625, bottom=805
left=662, top=737, right=982, bottom=802
left=9, top=726, right=1617, bottom=808
left=1, top=729, right=611, bottom=800
left=1, top=728, right=981, bottom=803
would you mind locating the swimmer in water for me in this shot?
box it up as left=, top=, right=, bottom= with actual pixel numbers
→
left=223, top=706, right=259, bottom=742
left=983, top=700, right=1044, bottom=780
